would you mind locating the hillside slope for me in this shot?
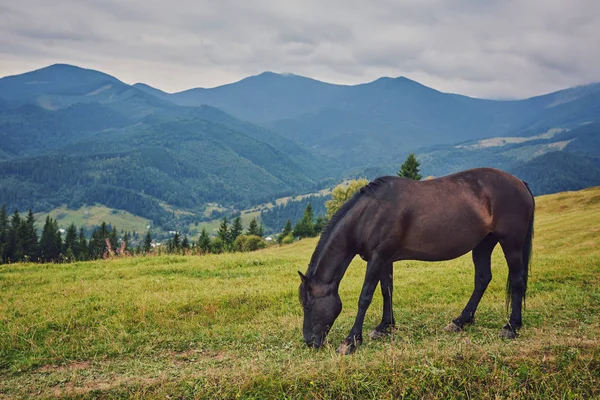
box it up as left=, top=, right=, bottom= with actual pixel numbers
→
left=1, top=186, right=599, bottom=398
left=0, top=65, right=334, bottom=227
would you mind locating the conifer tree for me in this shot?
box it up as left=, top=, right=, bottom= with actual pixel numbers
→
left=397, top=153, right=422, bottom=180
left=217, top=217, right=229, bottom=245
left=173, top=232, right=181, bottom=252
left=314, top=215, right=327, bottom=234
left=247, top=218, right=259, bottom=236
left=88, top=228, right=103, bottom=260
left=198, top=228, right=211, bottom=254
left=0, top=205, right=7, bottom=263
left=78, top=227, right=88, bottom=260
left=278, top=219, right=293, bottom=244
left=293, top=203, right=315, bottom=238
left=123, top=231, right=131, bottom=253
left=64, top=223, right=78, bottom=260
left=6, top=209, right=21, bottom=262
left=182, top=235, right=189, bottom=250
left=22, top=210, right=38, bottom=261
left=229, top=216, right=243, bottom=244
left=109, top=226, right=118, bottom=253
left=54, top=219, right=62, bottom=261
left=144, top=231, right=153, bottom=253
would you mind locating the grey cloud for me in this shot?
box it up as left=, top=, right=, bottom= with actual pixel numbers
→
left=0, top=0, right=599, bottom=98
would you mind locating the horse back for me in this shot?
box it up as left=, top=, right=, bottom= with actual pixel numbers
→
left=352, top=168, right=533, bottom=261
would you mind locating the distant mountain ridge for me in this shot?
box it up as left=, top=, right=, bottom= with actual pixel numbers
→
left=1, top=63, right=599, bottom=231
left=130, top=68, right=600, bottom=168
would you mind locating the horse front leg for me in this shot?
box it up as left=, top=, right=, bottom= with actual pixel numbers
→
left=337, top=258, right=385, bottom=355
left=369, top=261, right=395, bottom=339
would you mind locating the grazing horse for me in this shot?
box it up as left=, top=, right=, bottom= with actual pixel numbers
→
left=298, top=167, right=535, bottom=354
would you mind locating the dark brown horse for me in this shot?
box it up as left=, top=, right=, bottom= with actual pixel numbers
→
left=298, top=167, right=535, bottom=354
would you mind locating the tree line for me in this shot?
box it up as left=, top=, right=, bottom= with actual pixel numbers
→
left=0, top=205, right=273, bottom=264
left=0, top=204, right=155, bottom=264
left=196, top=216, right=267, bottom=254
left=259, top=196, right=328, bottom=235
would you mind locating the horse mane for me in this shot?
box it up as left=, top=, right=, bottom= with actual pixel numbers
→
left=305, top=176, right=394, bottom=278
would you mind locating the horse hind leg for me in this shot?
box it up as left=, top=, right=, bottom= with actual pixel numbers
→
left=445, top=234, right=497, bottom=332
left=369, top=262, right=395, bottom=340
left=498, top=238, right=527, bottom=339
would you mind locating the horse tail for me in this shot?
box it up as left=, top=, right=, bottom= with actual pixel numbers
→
left=506, top=181, right=535, bottom=313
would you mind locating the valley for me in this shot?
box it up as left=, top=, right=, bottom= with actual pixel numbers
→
left=1, top=64, right=600, bottom=237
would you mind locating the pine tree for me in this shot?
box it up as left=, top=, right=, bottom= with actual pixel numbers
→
left=217, top=217, right=229, bottom=245
left=78, top=227, right=88, bottom=260
left=397, top=153, right=422, bottom=180
left=100, top=222, right=109, bottom=239
left=198, top=228, right=211, bottom=254
left=6, top=209, right=22, bottom=262
left=64, top=223, right=78, bottom=261
left=109, top=226, right=118, bottom=253
left=123, top=231, right=131, bottom=253
left=144, top=231, right=153, bottom=253
left=247, top=218, right=259, bottom=236
left=314, top=215, right=327, bottom=234
left=258, top=222, right=264, bottom=238
left=39, top=216, right=55, bottom=262
left=22, top=210, right=39, bottom=261
left=0, top=204, right=7, bottom=263
left=229, top=216, right=243, bottom=245
left=293, top=203, right=315, bottom=239
left=181, top=235, right=189, bottom=250
left=54, top=219, right=62, bottom=261
left=173, top=232, right=181, bottom=252
left=278, top=219, right=293, bottom=244
left=88, top=228, right=103, bottom=260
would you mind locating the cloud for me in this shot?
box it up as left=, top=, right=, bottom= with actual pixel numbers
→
left=0, top=0, right=599, bottom=98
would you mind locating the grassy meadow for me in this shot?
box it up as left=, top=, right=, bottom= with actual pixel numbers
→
left=1, top=187, right=599, bottom=399
left=34, top=205, right=151, bottom=235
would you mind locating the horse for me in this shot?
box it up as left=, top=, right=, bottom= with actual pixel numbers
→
left=298, top=167, right=535, bottom=354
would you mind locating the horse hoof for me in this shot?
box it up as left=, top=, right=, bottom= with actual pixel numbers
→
left=336, top=342, right=357, bottom=355
left=368, top=329, right=389, bottom=340
left=499, top=328, right=517, bottom=339
left=444, top=321, right=462, bottom=332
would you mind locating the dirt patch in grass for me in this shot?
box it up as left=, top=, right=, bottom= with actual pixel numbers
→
left=39, top=360, right=90, bottom=373
left=52, top=375, right=165, bottom=397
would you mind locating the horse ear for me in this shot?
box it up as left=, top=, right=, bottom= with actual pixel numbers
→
left=297, top=271, right=308, bottom=284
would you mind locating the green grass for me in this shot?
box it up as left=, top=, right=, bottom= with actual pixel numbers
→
left=2, top=187, right=599, bottom=399
left=35, top=205, right=152, bottom=234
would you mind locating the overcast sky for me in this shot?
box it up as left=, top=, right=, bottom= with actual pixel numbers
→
left=1, top=0, right=599, bottom=99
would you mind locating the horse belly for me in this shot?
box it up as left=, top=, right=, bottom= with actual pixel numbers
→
left=393, top=214, right=489, bottom=262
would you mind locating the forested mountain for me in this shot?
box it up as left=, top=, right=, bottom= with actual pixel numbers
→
left=0, top=65, right=334, bottom=230
left=142, top=70, right=600, bottom=168
left=1, top=63, right=599, bottom=233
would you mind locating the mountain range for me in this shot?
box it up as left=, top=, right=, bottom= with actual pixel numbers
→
left=1, top=63, right=599, bottom=232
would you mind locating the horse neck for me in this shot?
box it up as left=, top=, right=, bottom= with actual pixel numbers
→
left=311, top=226, right=356, bottom=286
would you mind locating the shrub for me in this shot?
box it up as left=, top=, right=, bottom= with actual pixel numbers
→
left=234, top=235, right=267, bottom=252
